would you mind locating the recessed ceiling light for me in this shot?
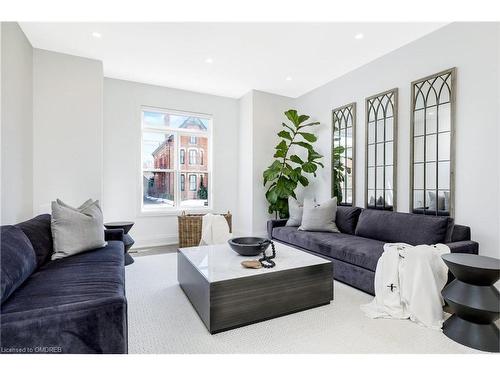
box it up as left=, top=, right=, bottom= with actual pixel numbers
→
left=286, top=76, right=292, bottom=81
left=205, top=58, right=214, bottom=64
left=92, top=32, right=102, bottom=39
left=354, top=33, right=364, bottom=40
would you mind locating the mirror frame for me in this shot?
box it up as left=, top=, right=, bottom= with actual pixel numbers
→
left=332, top=102, right=356, bottom=206
left=365, top=88, right=398, bottom=211
left=410, top=67, right=456, bottom=217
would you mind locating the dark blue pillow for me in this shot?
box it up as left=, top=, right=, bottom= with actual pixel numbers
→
left=16, top=214, right=53, bottom=267
left=1, top=225, right=37, bottom=304
left=335, top=206, right=362, bottom=234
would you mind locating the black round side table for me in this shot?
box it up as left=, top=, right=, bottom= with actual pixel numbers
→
left=441, top=253, right=499, bottom=352
left=104, top=221, right=135, bottom=266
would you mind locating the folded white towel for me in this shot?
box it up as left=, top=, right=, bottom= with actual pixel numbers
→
left=199, top=213, right=231, bottom=246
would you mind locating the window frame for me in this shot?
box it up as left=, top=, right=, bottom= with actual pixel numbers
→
left=365, top=88, right=398, bottom=211
left=332, top=102, right=356, bottom=206
left=140, top=106, right=213, bottom=215
left=180, top=173, right=185, bottom=191
left=179, top=148, right=185, bottom=165
left=410, top=68, right=456, bottom=217
left=188, top=149, right=198, bottom=165
left=189, top=174, right=197, bottom=191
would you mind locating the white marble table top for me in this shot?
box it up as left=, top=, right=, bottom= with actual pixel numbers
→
left=178, top=242, right=331, bottom=283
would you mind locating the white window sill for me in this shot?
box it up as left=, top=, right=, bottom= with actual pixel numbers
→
left=138, top=207, right=214, bottom=217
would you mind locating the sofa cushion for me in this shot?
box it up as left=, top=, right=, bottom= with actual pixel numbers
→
left=1, top=240, right=127, bottom=354
left=355, top=209, right=454, bottom=245
left=273, top=226, right=384, bottom=271
left=15, top=214, right=53, bottom=267
left=336, top=206, right=362, bottom=234
left=51, top=199, right=106, bottom=260
left=298, top=198, right=339, bottom=232
left=451, top=224, right=471, bottom=242
left=286, top=197, right=303, bottom=226
left=1, top=241, right=125, bottom=314
left=1, top=226, right=37, bottom=304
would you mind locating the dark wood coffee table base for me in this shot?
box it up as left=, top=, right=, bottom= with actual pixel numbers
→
left=178, top=250, right=333, bottom=334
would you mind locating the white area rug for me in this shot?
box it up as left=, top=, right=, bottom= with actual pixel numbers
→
left=126, top=253, right=479, bottom=354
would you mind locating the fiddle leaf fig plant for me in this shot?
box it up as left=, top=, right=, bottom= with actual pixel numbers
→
left=263, top=109, right=324, bottom=219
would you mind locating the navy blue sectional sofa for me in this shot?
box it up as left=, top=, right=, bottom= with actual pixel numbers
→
left=0, top=214, right=128, bottom=354
left=267, top=207, right=478, bottom=295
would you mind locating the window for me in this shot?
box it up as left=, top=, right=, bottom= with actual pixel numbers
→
left=141, top=107, right=211, bottom=211
left=180, top=174, right=185, bottom=191
left=332, top=103, right=356, bottom=206
left=366, top=89, right=398, bottom=211
left=411, top=68, right=455, bottom=217
left=189, top=149, right=197, bottom=165
left=189, top=174, right=197, bottom=191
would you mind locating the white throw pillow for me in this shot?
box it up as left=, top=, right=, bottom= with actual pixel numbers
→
left=51, top=199, right=106, bottom=260
left=298, top=198, right=340, bottom=232
left=286, top=197, right=303, bottom=226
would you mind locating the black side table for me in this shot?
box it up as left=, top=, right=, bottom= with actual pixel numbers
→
left=104, top=221, right=135, bottom=266
left=441, top=253, right=499, bottom=352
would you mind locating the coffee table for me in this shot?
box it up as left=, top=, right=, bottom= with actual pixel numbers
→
left=177, top=242, right=333, bottom=334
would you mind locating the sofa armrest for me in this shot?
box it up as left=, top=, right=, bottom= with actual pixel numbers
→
left=447, top=240, right=479, bottom=255
left=267, top=219, right=288, bottom=239
left=105, top=229, right=124, bottom=242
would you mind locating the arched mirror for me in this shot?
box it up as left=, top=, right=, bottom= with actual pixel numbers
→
left=410, top=68, right=456, bottom=216
left=332, top=103, right=356, bottom=206
left=365, top=88, right=398, bottom=211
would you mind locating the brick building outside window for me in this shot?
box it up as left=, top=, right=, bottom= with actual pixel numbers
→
left=142, top=109, right=210, bottom=210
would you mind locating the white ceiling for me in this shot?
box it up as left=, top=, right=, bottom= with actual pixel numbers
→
left=20, top=23, right=446, bottom=98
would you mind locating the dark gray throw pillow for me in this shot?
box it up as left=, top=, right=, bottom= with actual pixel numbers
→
left=51, top=199, right=106, bottom=260
left=1, top=226, right=37, bottom=304
left=15, top=214, right=54, bottom=267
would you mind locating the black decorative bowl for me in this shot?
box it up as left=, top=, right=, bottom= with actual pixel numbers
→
left=228, top=237, right=271, bottom=256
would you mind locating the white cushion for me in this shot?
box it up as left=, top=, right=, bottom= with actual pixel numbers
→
left=286, top=197, right=303, bottom=226
left=298, top=197, right=340, bottom=232
left=51, top=199, right=106, bottom=260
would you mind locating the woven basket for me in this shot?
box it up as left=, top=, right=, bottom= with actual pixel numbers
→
left=178, top=211, right=232, bottom=248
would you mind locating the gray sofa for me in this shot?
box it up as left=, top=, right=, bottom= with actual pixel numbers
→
left=267, top=207, right=478, bottom=295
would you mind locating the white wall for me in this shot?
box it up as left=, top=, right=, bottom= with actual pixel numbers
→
left=496, top=23, right=500, bottom=288
left=103, top=78, right=239, bottom=247
left=1, top=22, right=33, bottom=224
left=295, top=22, right=500, bottom=258
left=252, top=90, right=294, bottom=235
left=33, top=49, right=103, bottom=214
left=236, top=91, right=254, bottom=236
left=236, top=90, right=294, bottom=236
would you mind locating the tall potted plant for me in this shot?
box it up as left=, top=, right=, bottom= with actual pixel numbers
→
left=263, top=110, right=324, bottom=219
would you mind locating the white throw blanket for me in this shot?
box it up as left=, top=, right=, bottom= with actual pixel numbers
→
left=361, top=243, right=450, bottom=329
left=199, top=213, right=231, bottom=245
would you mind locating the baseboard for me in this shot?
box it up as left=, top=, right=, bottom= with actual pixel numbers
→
left=132, top=231, right=268, bottom=249
left=232, top=231, right=268, bottom=238
left=133, top=234, right=178, bottom=249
